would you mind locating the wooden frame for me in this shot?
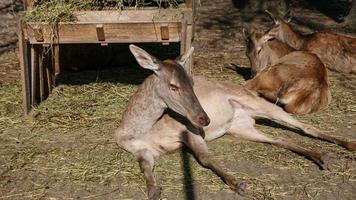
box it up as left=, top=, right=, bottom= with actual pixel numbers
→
left=19, top=1, right=197, bottom=114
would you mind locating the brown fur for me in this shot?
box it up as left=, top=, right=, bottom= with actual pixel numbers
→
left=268, top=19, right=356, bottom=74
left=244, top=31, right=331, bottom=114
left=244, top=31, right=295, bottom=76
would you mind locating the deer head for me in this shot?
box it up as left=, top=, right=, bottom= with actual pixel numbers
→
left=129, top=44, right=210, bottom=127
left=243, top=28, right=274, bottom=76
left=265, top=9, right=294, bottom=43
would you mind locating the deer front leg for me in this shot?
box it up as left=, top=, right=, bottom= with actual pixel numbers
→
left=134, top=149, right=161, bottom=200
left=182, top=132, right=246, bottom=195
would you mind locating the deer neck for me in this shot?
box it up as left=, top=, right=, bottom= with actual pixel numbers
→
left=281, top=25, right=304, bottom=50
left=119, top=75, right=166, bottom=135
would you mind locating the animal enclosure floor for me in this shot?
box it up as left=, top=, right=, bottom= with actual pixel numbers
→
left=0, top=0, right=356, bottom=199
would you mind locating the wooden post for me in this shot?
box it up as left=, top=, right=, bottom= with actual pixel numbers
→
left=18, top=22, right=31, bottom=115
left=43, top=46, right=53, bottom=96
left=181, top=12, right=194, bottom=74
left=185, top=0, right=197, bottom=37
left=30, top=45, right=39, bottom=106
left=38, top=46, right=45, bottom=101
left=46, top=49, right=53, bottom=94
left=180, top=19, right=187, bottom=57
left=53, top=45, right=60, bottom=76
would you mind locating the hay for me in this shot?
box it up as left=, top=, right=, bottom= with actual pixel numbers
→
left=2, top=0, right=356, bottom=198
left=23, top=0, right=183, bottom=25
left=1, top=51, right=356, bottom=199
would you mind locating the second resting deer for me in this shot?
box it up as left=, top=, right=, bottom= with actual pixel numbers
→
left=243, top=28, right=331, bottom=114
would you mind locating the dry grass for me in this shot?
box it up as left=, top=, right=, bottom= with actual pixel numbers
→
left=0, top=55, right=355, bottom=199
left=1, top=0, right=356, bottom=199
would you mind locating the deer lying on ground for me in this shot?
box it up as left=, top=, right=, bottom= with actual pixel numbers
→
left=266, top=11, right=356, bottom=74
left=243, top=28, right=331, bottom=114
left=116, top=45, right=356, bottom=200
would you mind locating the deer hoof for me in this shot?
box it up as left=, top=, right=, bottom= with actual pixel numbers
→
left=148, top=186, right=161, bottom=200
left=318, top=153, right=330, bottom=170
left=236, top=181, right=247, bottom=196
left=226, top=176, right=246, bottom=196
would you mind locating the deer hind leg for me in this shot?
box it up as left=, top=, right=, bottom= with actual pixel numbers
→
left=182, top=132, right=246, bottom=195
left=247, top=97, right=356, bottom=151
left=227, top=114, right=329, bottom=170
left=282, top=85, right=324, bottom=114
left=134, top=149, right=161, bottom=200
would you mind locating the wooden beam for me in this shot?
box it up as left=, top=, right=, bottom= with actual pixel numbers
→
left=185, top=24, right=194, bottom=74
left=33, top=27, right=44, bottom=42
left=30, top=45, right=38, bottom=106
left=38, top=46, right=45, bottom=102
left=96, top=24, right=105, bottom=41
left=160, top=25, right=169, bottom=40
left=25, top=22, right=183, bottom=44
left=53, top=45, right=60, bottom=76
left=46, top=59, right=53, bottom=94
left=186, top=0, right=193, bottom=8
left=43, top=47, right=52, bottom=97
left=18, top=21, right=31, bottom=114
left=180, top=19, right=187, bottom=57
left=180, top=10, right=194, bottom=74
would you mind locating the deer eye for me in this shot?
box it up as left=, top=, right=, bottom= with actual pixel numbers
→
left=169, top=84, right=179, bottom=91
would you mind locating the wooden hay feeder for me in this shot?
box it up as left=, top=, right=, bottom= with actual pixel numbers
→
left=19, top=0, right=197, bottom=114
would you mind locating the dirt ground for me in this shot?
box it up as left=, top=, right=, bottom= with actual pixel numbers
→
left=1, top=0, right=356, bottom=199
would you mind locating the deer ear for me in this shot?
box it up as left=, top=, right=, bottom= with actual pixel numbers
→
left=267, top=26, right=279, bottom=38
left=265, top=10, right=279, bottom=24
left=129, top=44, right=162, bottom=71
left=242, top=27, right=250, bottom=41
left=176, top=46, right=194, bottom=73
left=284, top=9, right=293, bottom=23
left=261, top=33, right=274, bottom=43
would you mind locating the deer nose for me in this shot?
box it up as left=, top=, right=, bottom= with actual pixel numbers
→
left=198, top=115, right=210, bottom=126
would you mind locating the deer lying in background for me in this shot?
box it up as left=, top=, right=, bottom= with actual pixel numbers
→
left=244, top=29, right=295, bottom=77
left=266, top=11, right=356, bottom=74
left=116, top=45, right=356, bottom=200
left=243, top=28, right=331, bottom=114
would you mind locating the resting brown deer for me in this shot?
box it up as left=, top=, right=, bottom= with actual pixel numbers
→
left=266, top=10, right=356, bottom=74
left=243, top=28, right=331, bottom=114
left=115, top=45, right=356, bottom=200
left=243, top=28, right=295, bottom=77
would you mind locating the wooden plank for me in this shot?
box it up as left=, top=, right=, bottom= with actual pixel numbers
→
left=185, top=24, right=194, bottom=74
left=181, top=9, right=195, bottom=73
left=38, top=46, right=45, bottom=101
left=43, top=47, right=52, bottom=96
left=160, top=25, right=169, bottom=40
left=192, top=0, right=197, bottom=35
left=180, top=19, right=187, bottom=57
left=23, top=0, right=33, bottom=10
left=53, top=45, right=60, bottom=76
left=46, top=60, right=53, bottom=94
left=186, top=0, right=193, bottom=8
left=30, top=45, right=38, bottom=105
left=96, top=24, right=105, bottom=41
left=181, top=11, right=194, bottom=74
left=26, top=23, right=182, bottom=44
left=73, top=10, right=184, bottom=23
left=18, top=21, right=31, bottom=114
left=33, top=27, right=44, bottom=42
